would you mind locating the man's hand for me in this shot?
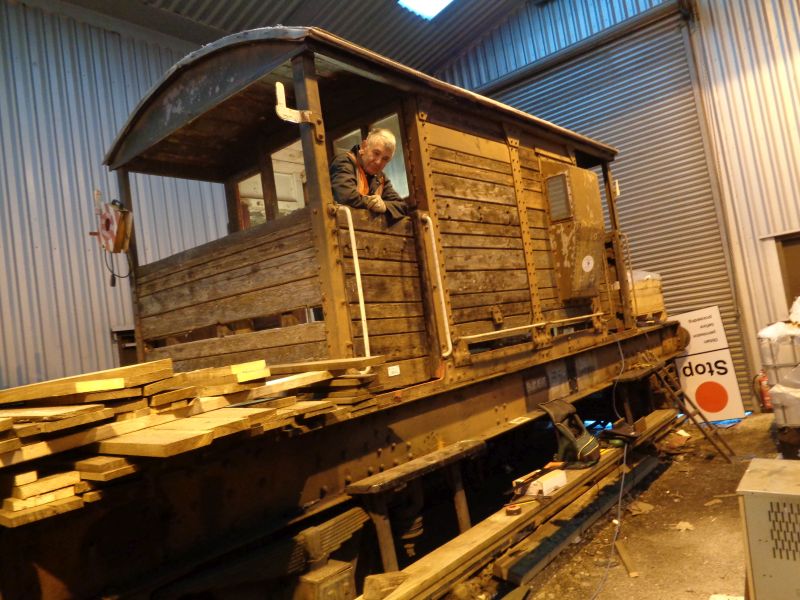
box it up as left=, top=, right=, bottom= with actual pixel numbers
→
left=366, top=195, right=387, bottom=214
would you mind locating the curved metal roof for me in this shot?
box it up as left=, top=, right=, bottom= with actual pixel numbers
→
left=105, top=26, right=617, bottom=175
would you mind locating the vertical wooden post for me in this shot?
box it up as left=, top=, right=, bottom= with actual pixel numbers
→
left=504, top=125, right=547, bottom=344
left=258, top=141, right=280, bottom=222
left=445, top=463, right=471, bottom=533
left=115, top=168, right=145, bottom=363
left=403, top=97, right=452, bottom=373
left=292, top=53, right=353, bottom=358
left=365, top=494, right=399, bottom=572
left=602, top=162, right=634, bottom=329
left=224, top=180, right=242, bottom=234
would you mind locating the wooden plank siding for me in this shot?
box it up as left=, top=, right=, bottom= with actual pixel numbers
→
left=136, top=208, right=328, bottom=370
left=427, top=124, right=535, bottom=342
left=337, top=210, right=432, bottom=388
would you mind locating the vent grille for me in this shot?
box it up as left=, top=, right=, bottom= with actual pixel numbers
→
left=769, top=500, right=800, bottom=561
left=546, top=174, right=571, bottom=221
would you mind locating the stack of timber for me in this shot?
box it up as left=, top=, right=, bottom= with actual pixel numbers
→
left=0, top=355, right=386, bottom=528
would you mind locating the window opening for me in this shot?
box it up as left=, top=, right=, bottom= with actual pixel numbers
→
left=546, top=173, right=572, bottom=221
left=370, top=113, right=409, bottom=198
left=271, top=139, right=307, bottom=218
left=333, top=128, right=363, bottom=156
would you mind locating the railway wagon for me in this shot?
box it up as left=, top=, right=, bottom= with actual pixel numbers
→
left=0, top=27, right=682, bottom=598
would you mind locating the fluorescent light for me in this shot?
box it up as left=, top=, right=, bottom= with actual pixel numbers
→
left=398, top=0, right=455, bottom=20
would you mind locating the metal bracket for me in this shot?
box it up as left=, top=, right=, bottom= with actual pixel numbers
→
left=275, top=82, right=325, bottom=143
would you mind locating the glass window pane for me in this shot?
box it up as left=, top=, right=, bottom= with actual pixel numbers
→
left=333, top=129, right=362, bottom=156
left=237, top=173, right=265, bottom=228
left=370, top=114, right=409, bottom=198
left=271, top=139, right=306, bottom=218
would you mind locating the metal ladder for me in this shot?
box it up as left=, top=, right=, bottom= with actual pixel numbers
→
left=651, top=363, right=736, bottom=463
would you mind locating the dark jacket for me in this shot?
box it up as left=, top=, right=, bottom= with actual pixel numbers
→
left=329, top=146, right=409, bottom=221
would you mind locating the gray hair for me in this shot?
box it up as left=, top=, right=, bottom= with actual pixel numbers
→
left=366, top=128, right=397, bottom=154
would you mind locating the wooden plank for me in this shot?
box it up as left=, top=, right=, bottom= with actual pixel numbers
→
left=149, top=387, right=198, bottom=408
left=353, top=317, right=426, bottom=337
left=0, top=414, right=176, bottom=468
left=13, top=408, right=116, bottom=438
left=268, top=358, right=384, bottom=375
left=346, top=275, right=422, bottom=303
left=244, top=371, right=334, bottom=397
left=0, top=495, right=83, bottom=527
left=54, top=387, right=144, bottom=404
left=356, top=332, right=428, bottom=361
left=436, top=198, right=520, bottom=226
left=443, top=248, right=526, bottom=271
left=0, top=418, right=11, bottom=432
left=146, top=323, right=327, bottom=363
left=430, top=145, right=513, bottom=176
left=430, top=157, right=514, bottom=186
left=0, top=378, right=126, bottom=405
left=426, top=123, right=510, bottom=163
left=139, top=249, right=317, bottom=318
left=74, top=455, right=133, bottom=473
left=0, top=438, right=22, bottom=454
left=0, top=405, right=104, bottom=422
left=438, top=220, right=522, bottom=238
left=433, top=173, right=516, bottom=205
left=343, top=258, right=421, bottom=278
left=336, top=209, right=414, bottom=238
left=373, top=356, right=432, bottom=391
left=98, top=429, right=214, bottom=458
left=152, top=416, right=250, bottom=439
left=348, top=302, right=424, bottom=320
left=440, top=233, right=523, bottom=250
left=451, top=302, right=532, bottom=325
left=79, top=464, right=138, bottom=482
left=138, top=226, right=315, bottom=296
left=170, top=341, right=328, bottom=373
left=449, top=289, right=532, bottom=310
left=0, top=470, right=37, bottom=487
left=198, top=407, right=277, bottom=426
left=12, top=471, right=81, bottom=500
left=139, top=276, right=322, bottom=340
left=339, top=230, right=418, bottom=262
left=136, top=207, right=311, bottom=283
left=2, top=486, right=75, bottom=512
left=447, top=270, right=530, bottom=295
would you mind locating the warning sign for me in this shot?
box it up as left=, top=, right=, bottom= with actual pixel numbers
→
left=674, top=306, right=745, bottom=422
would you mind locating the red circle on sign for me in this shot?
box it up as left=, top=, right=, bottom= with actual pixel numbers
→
left=695, top=381, right=728, bottom=413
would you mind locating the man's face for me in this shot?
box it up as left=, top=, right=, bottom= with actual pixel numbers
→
left=359, top=137, right=394, bottom=175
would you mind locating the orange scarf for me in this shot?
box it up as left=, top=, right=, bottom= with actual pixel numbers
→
left=347, top=151, right=384, bottom=196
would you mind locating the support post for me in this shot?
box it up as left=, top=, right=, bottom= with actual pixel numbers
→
left=292, top=52, right=353, bottom=358
left=365, top=494, right=399, bottom=572
left=445, top=463, right=471, bottom=533
left=115, top=168, right=145, bottom=362
left=602, top=163, right=634, bottom=329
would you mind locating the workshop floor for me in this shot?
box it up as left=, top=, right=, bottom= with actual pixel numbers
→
left=517, top=412, right=777, bottom=600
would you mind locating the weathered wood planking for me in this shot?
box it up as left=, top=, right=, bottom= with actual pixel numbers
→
left=137, top=227, right=315, bottom=297
left=436, top=199, right=520, bottom=226
left=353, top=331, right=429, bottom=360
left=137, top=206, right=312, bottom=284
left=139, top=249, right=318, bottom=318
left=352, top=316, right=426, bottom=337
left=345, top=275, right=422, bottom=303
left=147, top=323, right=328, bottom=371
left=140, top=277, right=322, bottom=340
left=456, top=313, right=534, bottom=338
left=339, top=230, right=418, bottom=262
left=348, top=302, right=425, bottom=320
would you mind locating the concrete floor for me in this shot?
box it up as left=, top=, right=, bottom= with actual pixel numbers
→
left=515, top=413, right=777, bottom=600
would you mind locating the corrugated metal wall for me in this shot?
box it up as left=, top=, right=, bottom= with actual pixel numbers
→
left=438, top=0, right=668, bottom=88
left=691, top=0, right=800, bottom=377
left=488, top=13, right=748, bottom=400
left=0, top=0, right=227, bottom=388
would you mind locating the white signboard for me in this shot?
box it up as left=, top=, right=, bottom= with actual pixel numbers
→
left=674, top=306, right=745, bottom=421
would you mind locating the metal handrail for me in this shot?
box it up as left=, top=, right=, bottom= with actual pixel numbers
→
left=548, top=312, right=604, bottom=326
left=421, top=214, right=453, bottom=359
left=460, top=321, right=547, bottom=344
left=337, top=206, right=370, bottom=362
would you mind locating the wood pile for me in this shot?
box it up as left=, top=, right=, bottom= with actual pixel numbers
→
left=0, top=355, right=385, bottom=527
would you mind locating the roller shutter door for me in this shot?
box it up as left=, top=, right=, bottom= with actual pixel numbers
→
left=494, top=14, right=750, bottom=404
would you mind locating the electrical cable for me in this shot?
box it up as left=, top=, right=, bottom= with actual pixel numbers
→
left=102, top=249, right=132, bottom=282
left=586, top=441, right=629, bottom=600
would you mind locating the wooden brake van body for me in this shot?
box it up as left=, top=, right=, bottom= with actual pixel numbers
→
left=84, top=26, right=681, bottom=597
left=108, top=26, right=645, bottom=389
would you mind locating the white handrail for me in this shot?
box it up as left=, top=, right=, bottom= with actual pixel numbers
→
left=337, top=206, right=370, bottom=361
left=421, top=214, right=453, bottom=359
left=460, top=321, right=547, bottom=344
